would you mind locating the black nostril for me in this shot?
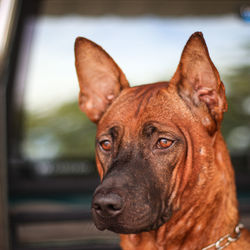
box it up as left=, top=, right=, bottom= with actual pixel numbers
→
left=93, top=203, right=101, bottom=211
left=108, top=204, right=119, bottom=211
left=92, top=193, right=123, bottom=217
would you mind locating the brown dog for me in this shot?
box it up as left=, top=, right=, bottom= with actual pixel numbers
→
left=74, top=32, right=250, bottom=249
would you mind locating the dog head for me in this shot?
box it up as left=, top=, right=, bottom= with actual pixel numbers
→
left=74, top=32, right=227, bottom=234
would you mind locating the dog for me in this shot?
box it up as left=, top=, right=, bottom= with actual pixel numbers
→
left=74, top=32, right=250, bottom=249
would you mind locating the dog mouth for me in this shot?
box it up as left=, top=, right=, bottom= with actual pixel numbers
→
left=92, top=212, right=161, bottom=234
left=93, top=217, right=155, bottom=234
left=91, top=203, right=172, bottom=234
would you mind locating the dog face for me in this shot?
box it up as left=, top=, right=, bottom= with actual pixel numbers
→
left=75, top=32, right=227, bottom=234
left=93, top=83, right=187, bottom=233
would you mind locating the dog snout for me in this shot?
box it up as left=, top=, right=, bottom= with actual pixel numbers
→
left=92, top=192, right=123, bottom=217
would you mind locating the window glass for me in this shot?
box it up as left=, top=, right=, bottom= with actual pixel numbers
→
left=9, top=2, right=250, bottom=247
left=22, top=15, right=250, bottom=161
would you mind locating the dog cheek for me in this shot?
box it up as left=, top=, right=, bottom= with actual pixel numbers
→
left=152, top=148, right=183, bottom=191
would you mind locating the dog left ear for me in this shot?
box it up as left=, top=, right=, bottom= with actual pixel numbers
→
left=75, top=37, right=129, bottom=123
left=171, top=32, right=227, bottom=132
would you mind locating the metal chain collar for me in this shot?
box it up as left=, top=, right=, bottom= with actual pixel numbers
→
left=202, top=223, right=244, bottom=250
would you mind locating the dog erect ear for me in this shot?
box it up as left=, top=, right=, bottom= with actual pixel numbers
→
left=75, top=37, right=129, bottom=123
left=171, top=32, right=227, bottom=132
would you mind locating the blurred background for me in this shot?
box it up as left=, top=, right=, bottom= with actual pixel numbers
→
left=0, top=0, right=249, bottom=249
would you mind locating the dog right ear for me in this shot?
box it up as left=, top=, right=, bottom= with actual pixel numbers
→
left=170, top=32, right=227, bottom=134
left=75, top=37, right=129, bottom=123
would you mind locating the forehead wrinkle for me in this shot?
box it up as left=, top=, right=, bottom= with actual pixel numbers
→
left=134, top=85, right=167, bottom=118
left=135, top=91, right=154, bottom=117
left=98, top=82, right=170, bottom=135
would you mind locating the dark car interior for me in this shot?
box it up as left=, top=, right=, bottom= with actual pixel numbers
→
left=0, top=0, right=249, bottom=249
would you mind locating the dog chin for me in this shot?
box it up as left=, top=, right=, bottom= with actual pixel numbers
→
left=95, top=223, right=156, bottom=234
left=94, top=214, right=171, bottom=234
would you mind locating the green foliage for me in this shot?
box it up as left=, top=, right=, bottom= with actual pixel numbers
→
left=222, top=64, right=250, bottom=154
left=22, top=101, right=96, bottom=160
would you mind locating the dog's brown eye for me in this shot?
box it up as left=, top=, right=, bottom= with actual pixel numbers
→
left=157, top=138, right=173, bottom=149
left=100, top=140, right=112, bottom=151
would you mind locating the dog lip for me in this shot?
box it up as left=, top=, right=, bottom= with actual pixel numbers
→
left=105, top=221, right=160, bottom=234
left=93, top=211, right=164, bottom=234
left=92, top=214, right=170, bottom=234
left=107, top=209, right=172, bottom=234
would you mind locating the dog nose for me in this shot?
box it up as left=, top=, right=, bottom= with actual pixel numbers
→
left=92, top=193, right=123, bottom=217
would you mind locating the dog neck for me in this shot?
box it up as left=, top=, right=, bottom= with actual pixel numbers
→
left=120, top=132, right=239, bottom=250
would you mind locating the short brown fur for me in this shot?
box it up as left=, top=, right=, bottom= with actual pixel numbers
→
left=75, top=32, right=250, bottom=249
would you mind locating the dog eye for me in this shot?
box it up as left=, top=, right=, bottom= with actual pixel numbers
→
left=156, top=138, right=173, bottom=149
left=99, top=140, right=112, bottom=151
